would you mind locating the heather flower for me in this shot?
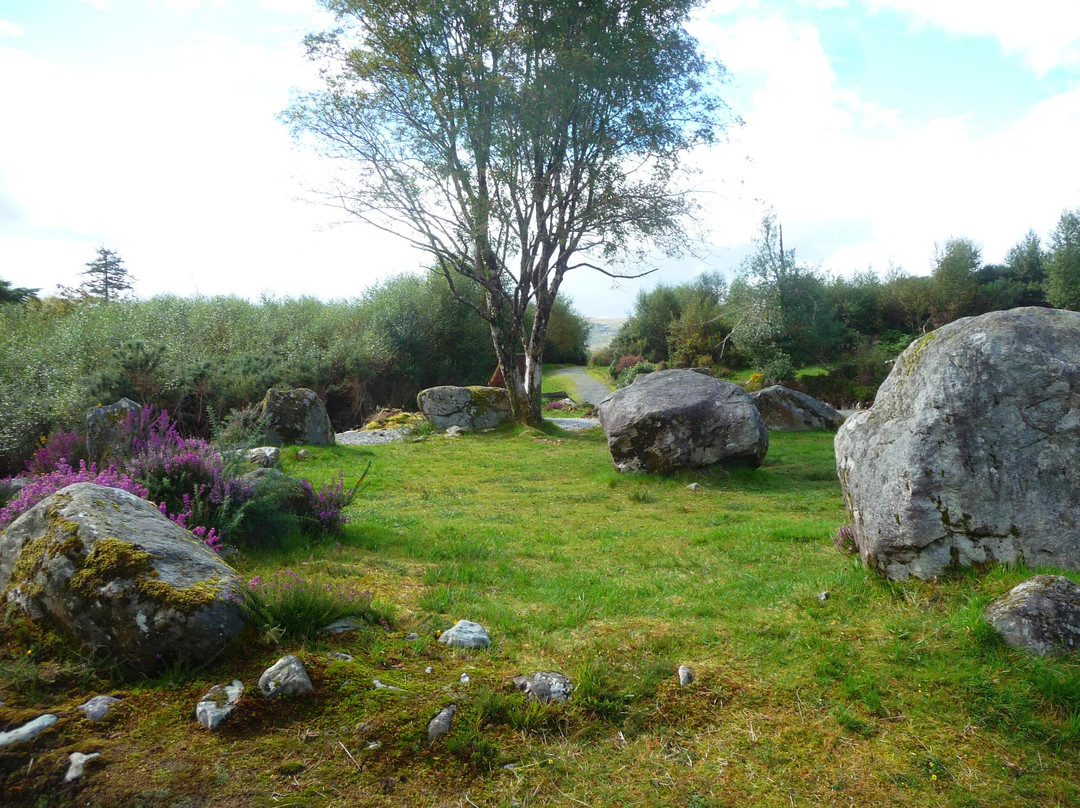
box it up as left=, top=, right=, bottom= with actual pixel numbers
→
left=0, top=461, right=148, bottom=530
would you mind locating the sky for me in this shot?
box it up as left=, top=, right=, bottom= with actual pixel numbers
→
left=1, top=0, right=1078, bottom=318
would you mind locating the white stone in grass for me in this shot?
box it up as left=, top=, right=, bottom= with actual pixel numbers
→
left=438, top=620, right=491, bottom=649
left=677, top=665, right=695, bottom=686
left=196, top=680, right=244, bottom=729
left=64, top=752, right=100, bottom=783
left=513, top=671, right=573, bottom=704
left=0, top=714, right=57, bottom=747
left=259, top=656, right=313, bottom=698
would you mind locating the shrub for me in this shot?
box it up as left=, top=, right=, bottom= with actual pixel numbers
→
left=240, top=569, right=385, bottom=644
left=0, top=461, right=148, bottom=530
left=615, top=360, right=657, bottom=388
left=297, top=469, right=367, bottom=536
left=25, top=429, right=88, bottom=475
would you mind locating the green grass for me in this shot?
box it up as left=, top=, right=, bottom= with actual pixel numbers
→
left=3, top=428, right=1080, bottom=806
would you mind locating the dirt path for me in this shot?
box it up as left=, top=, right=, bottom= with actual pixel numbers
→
left=550, top=365, right=614, bottom=406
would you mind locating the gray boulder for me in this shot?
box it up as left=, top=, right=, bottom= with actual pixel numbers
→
left=984, top=575, right=1080, bottom=656
left=85, top=398, right=141, bottom=462
left=835, top=307, right=1080, bottom=580
left=597, top=369, right=768, bottom=474
left=417, top=386, right=512, bottom=431
left=751, top=385, right=845, bottom=431
left=438, top=619, right=491, bottom=649
left=259, top=655, right=313, bottom=697
left=257, top=388, right=335, bottom=446
left=0, top=483, right=246, bottom=671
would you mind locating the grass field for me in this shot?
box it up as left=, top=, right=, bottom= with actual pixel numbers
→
left=2, top=425, right=1080, bottom=806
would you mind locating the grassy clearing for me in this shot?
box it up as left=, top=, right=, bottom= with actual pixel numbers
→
left=2, top=428, right=1080, bottom=806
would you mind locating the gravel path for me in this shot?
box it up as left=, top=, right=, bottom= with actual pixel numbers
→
left=549, top=365, right=614, bottom=406
left=335, top=428, right=408, bottom=446
left=547, top=417, right=600, bottom=430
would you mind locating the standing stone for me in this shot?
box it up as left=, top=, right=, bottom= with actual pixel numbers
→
left=85, top=398, right=141, bottom=462
left=751, top=386, right=845, bottom=431
left=259, top=655, right=314, bottom=697
left=257, top=388, right=335, bottom=446
left=835, top=308, right=1080, bottom=580
left=417, top=386, right=512, bottom=431
left=0, top=483, right=246, bottom=672
left=598, top=369, right=768, bottom=473
left=984, top=575, right=1080, bottom=656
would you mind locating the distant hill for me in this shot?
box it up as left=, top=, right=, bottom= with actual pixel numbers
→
left=586, top=317, right=627, bottom=350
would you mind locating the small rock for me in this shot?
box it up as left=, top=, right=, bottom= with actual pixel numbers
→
left=677, top=665, right=695, bottom=686
left=438, top=620, right=491, bottom=649
left=445, top=425, right=468, bottom=437
left=366, top=741, right=381, bottom=750
left=424, top=666, right=434, bottom=674
left=322, top=616, right=368, bottom=634
left=460, top=673, right=471, bottom=685
left=373, top=679, right=404, bottom=692
left=245, top=446, right=280, bottom=467
left=427, top=704, right=456, bottom=742
left=259, top=656, right=314, bottom=698
left=195, top=680, right=244, bottom=729
left=404, top=632, right=420, bottom=641
left=686, top=483, right=701, bottom=491
left=0, top=714, right=57, bottom=748
left=64, top=752, right=101, bottom=783
left=78, top=695, right=121, bottom=721
left=513, top=671, right=573, bottom=704
left=297, top=449, right=313, bottom=460
left=327, top=651, right=354, bottom=661
left=816, top=591, right=831, bottom=602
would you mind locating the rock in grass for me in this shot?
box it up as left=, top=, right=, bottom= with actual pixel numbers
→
left=438, top=620, right=491, bottom=649
left=0, top=714, right=57, bottom=748
left=259, top=656, right=313, bottom=698
left=78, top=695, right=121, bottom=721
left=0, top=483, right=246, bottom=672
left=417, top=386, right=512, bottom=431
left=984, top=575, right=1080, bottom=656
left=196, top=680, right=245, bottom=729
left=427, top=704, right=456, bottom=742
left=245, top=447, right=280, bottom=468
left=64, top=752, right=100, bottom=783
left=677, top=665, right=695, bottom=686
left=513, top=671, right=573, bottom=704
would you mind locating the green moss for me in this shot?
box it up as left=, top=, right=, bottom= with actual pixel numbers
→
left=69, top=538, right=156, bottom=599
left=6, top=496, right=82, bottom=599
left=69, top=537, right=219, bottom=614
left=466, top=386, right=508, bottom=413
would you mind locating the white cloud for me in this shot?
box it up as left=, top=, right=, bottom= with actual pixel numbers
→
left=0, top=19, right=25, bottom=37
left=865, top=0, right=1080, bottom=73
left=690, top=12, right=1080, bottom=279
left=78, top=0, right=116, bottom=10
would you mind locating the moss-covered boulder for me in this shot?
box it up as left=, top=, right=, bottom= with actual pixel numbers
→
left=257, top=388, right=335, bottom=446
left=984, top=575, right=1080, bottom=656
left=597, top=369, right=768, bottom=473
left=0, top=483, right=246, bottom=671
left=417, top=386, right=512, bottom=431
left=835, top=307, right=1080, bottom=580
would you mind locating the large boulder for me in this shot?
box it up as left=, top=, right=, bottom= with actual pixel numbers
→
left=751, top=385, right=845, bottom=431
left=417, top=386, right=512, bottom=431
left=257, top=388, right=335, bottom=446
left=0, top=483, right=246, bottom=671
left=835, top=307, right=1080, bottom=581
left=597, top=369, right=768, bottom=473
left=85, top=398, right=142, bottom=463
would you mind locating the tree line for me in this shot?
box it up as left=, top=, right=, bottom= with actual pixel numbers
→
left=600, top=207, right=1080, bottom=402
left=0, top=269, right=590, bottom=477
